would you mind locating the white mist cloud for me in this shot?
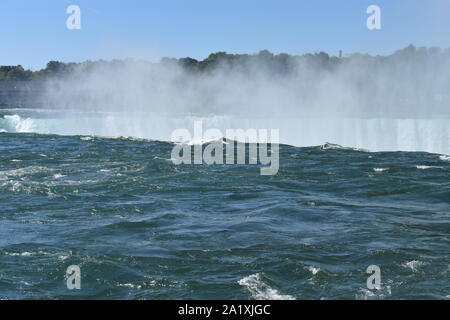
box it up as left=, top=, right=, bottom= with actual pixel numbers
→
left=36, top=47, right=450, bottom=153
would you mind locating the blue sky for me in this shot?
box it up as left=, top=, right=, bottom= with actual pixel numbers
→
left=0, top=0, right=449, bottom=70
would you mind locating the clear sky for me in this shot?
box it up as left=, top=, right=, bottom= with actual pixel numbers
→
left=1, top=0, right=449, bottom=70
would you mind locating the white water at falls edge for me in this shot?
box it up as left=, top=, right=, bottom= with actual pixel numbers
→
left=1, top=111, right=449, bottom=155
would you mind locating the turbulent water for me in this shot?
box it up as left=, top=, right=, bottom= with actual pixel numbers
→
left=0, top=109, right=449, bottom=299
left=1, top=109, right=450, bottom=154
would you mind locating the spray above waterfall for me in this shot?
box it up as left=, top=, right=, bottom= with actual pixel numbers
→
left=41, top=46, right=450, bottom=116
left=1, top=46, right=450, bottom=154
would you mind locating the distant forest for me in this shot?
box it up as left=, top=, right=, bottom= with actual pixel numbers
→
left=0, top=45, right=448, bottom=81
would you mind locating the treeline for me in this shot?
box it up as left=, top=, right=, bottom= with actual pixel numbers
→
left=0, top=61, right=79, bottom=81
left=0, top=50, right=335, bottom=81
left=163, top=49, right=338, bottom=74
left=0, top=45, right=448, bottom=81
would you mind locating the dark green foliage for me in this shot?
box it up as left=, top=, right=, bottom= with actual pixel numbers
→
left=0, top=45, right=448, bottom=81
left=0, top=65, right=33, bottom=81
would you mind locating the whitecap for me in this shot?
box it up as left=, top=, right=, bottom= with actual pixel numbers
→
left=307, top=266, right=320, bottom=275
left=0, top=166, right=53, bottom=178
left=177, top=138, right=227, bottom=146
left=320, top=142, right=368, bottom=152
left=373, top=168, right=388, bottom=172
left=9, top=252, right=32, bottom=257
left=117, top=283, right=143, bottom=289
left=415, top=165, right=443, bottom=170
left=356, top=286, right=391, bottom=300
left=238, top=273, right=295, bottom=300
left=402, top=260, right=426, bottom=272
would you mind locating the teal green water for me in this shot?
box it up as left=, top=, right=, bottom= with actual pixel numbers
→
left=0, top=131, right=449, bottom=299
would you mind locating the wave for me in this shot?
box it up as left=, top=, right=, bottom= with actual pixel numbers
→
left=1, top=110, right=450, bottom=154
left=238, top=273, right=295, bottom=300
left=401, top=260, right=427, bottom=273
left=373, top=168, right=389, bottom=172
left=416, top=165, right=444, bottom=170
left=320, top=142, right=368, bottom=152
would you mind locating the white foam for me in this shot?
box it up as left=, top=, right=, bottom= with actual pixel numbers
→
left=307, top=266, right=320, bottom=275
left=6, top=251, right=33, bottom=257
left=402, top=260, right=426, bottom=272
left=238, top=273, right=295, bottom=300
left=4, top=250, right=70, bottom=259
left=2, top=114, right=35, bottom=133
left=356, top=285, right=392, bottom=300
left=2, top=111, right=450, bottom=154
left=0, top=166, right=53, bottom=179
left=320, top=142, right=367, bottom=152
left=117, top=283, right=143, bottom=289
left=415, top=165, right=443, bottom=170
left=373, top=168, right=389, bottom=172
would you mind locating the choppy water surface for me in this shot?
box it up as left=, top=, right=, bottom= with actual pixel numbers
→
left=0, top=128, right=449, bottom=300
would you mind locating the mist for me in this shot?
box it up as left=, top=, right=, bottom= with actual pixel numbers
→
left=27, top=46, right=450, bottom=153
